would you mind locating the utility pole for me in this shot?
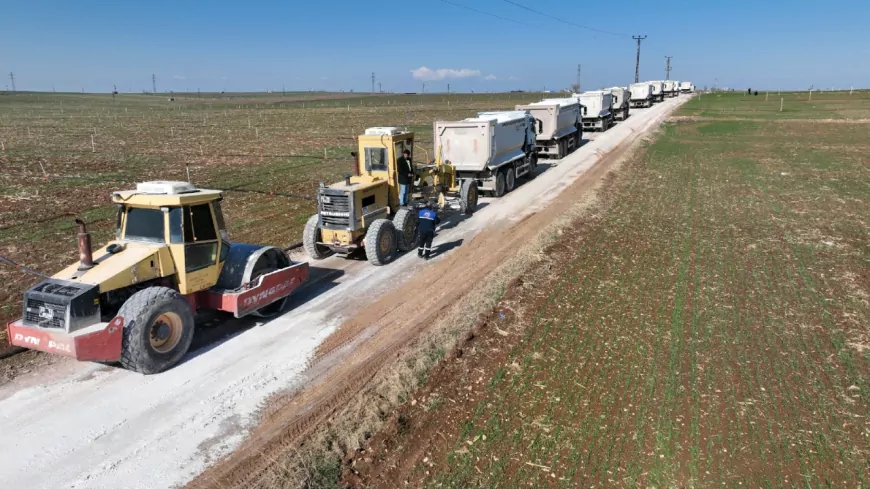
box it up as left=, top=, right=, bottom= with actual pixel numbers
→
left=371, top=72, right=375, bottom=93
left=577, top=64, right=582, bottom=91
left=447, top=83, right=450, bottom=94
left=665, top=56, right=672, bottom=80
left=422, top=82, right=426, bottom=93
left=152, top=74, right=157, bottom=94
left=9, top=72, right=15, bottom=92
left=633, top=35, right=647, bottom=83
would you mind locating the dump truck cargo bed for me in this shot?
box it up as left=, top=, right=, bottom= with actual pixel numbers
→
left=515, top=98, right=581, bottom=157
left=434, top=111, right=535, bottom=173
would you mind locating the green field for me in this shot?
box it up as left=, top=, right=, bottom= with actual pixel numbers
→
left=0, top=90, right=547, bottom=337
left=349, top=91, right=870, bottom=487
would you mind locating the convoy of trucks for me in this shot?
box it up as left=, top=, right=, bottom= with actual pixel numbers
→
left=6, top=72, right=693, bottom=372
left=515, top=98, right=582, bottom=159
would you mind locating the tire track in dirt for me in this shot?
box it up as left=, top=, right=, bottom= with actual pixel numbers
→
left=185, top=121, right=652, bottom=489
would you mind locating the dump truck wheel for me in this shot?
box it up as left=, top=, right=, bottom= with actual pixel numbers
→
left=493, top=169, right=507, bottom=197
left=365, top=219, right=397, bottom=266
left=460, top=180, right=479, bottom=215
left=303, top=214, right=332, bottom=260
left=119, top=286, right=195, bottom=374
left=505, top=166, right=516, bottom=193
left=574, top=129, right=582, bottom=151
left=393, top=208, right=418, bottom=252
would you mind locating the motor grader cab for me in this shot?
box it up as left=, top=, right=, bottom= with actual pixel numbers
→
left=303, top=127, right=478, bottom=266
left=7, top=181, right=308, bottom=374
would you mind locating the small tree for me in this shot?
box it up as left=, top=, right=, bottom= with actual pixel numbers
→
left=570, top=83, right=581, bottom=93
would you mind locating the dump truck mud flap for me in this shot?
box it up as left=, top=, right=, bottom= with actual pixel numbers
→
left=202, top=262, right=309, bottom=318
left=7, top=317, right=124, bottom=361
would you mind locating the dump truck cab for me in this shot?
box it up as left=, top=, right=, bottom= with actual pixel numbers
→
left=8, top=181, right=308, bottom=374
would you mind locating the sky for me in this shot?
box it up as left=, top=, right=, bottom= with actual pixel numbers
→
left=1, top=0, right=868, bottom=93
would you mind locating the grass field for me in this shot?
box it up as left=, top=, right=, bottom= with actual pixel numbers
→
left=348, top=91, right=870, bottom=487
left=0, top=90, right=548, bottom=339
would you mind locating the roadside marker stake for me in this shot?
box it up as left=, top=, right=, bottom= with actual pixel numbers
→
left=780, top=98, right=784, bottom=112
left=91, top=135, right=96, bottom=152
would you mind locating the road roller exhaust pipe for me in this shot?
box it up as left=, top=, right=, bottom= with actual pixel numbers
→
left=75, top=219, right=94, bottom=271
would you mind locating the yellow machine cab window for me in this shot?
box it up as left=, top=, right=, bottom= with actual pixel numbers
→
left=123, top=207, right=165, bottom=243
left=364, top=147, right=388, bottom=172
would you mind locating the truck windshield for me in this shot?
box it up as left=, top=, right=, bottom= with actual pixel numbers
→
left=124, top=207, right=165, bottom=242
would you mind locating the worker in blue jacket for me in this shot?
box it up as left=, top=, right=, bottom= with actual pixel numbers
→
left=417, top=203, right=441, bottom=260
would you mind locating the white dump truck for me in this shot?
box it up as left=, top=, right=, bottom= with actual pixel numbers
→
left=630, top=82, right=654, bottom=108
left=663, top=80, right=678, bottom=98
left=649, top=81, right=666, bottom=102
left=515, top=98, right=582, bottom=159
left=574, top=91, right=614, bottom=131
left=679, top=81, right=694, bottom=93
left=434, top=110, right=537, bottom=197
left=608, top=87, right=631, bottom=120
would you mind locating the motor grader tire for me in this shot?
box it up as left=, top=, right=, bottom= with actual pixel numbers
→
left=119, top=286, right=195, bottom=375
left=365, top=219, right=397, bottom=266
left=493, top=169, right=507, bottom=197
left=303, top=214, right=332, bottom=260
left=393, top=208, right=418, bottom=252
left=505, top=166, right=516, bottom=193
left=459, top=179, right=479, bottom=215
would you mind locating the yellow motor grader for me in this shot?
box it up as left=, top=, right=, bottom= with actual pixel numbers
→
left=7, top=181, right=308, bottom=374
left=303, top=127, right=478, bottom=266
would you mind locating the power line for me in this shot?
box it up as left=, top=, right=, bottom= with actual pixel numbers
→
left=633, top=35, right=647, bottom=83
left=500, top=0, right=627, bottom=37
left=438, top=0, right=526, bottom=26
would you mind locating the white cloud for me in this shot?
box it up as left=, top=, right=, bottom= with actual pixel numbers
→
left=508, top=75, right=519, bottom=81
left=484, top=74, right=497, bottom=81
left=321, top=76, right=329, bottom=81
left=411, top=66, right=483, bottom=81
left=173, top=75, right=186, bottom=80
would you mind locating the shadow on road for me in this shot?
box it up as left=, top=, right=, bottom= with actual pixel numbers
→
left=181, top=265, right=345, bottom=363
left=428, top=238, right=464, bottom=259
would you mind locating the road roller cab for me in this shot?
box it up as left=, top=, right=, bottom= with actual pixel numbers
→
left=7, top=181, right=308, bottom=374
